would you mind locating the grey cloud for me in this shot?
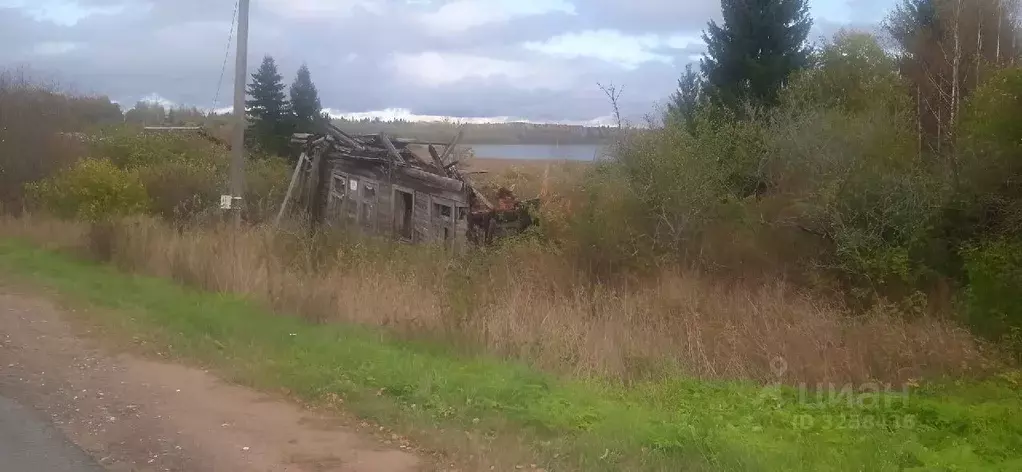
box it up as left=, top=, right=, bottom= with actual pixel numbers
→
left=1, top=8, right=56, bottom=48
left=575, top=0, right=722, bottom=33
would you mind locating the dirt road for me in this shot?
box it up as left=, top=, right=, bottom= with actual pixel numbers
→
left=0, top=288, right=423, bottom=472
left=0, top=393, right=104, bottom=471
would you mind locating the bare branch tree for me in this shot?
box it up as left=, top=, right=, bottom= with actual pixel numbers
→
left=597, top=82, right=624, bottom=129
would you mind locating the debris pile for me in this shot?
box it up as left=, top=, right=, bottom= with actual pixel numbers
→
left=290, top=123, right=478, bottom=198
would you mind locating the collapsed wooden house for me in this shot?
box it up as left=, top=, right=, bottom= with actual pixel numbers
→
left=283, top=124, right=534, bottom=249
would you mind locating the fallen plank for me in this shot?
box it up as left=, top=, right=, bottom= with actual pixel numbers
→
left=377, top=133, right=407, bottom=165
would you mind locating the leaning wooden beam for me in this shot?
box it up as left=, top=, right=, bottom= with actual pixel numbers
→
left=471, top=186, right=494, bottom=210
left=392, top=138, right=447, bottom=146
left=274, top=152, right=308, bottom=229
left=427, top=144, right=449, bottom=176
left=325, top=124, right=365, bottom=151
left=377, top=133, right=406, bottom=165
left=438, top=127, right=465, bottom=164
left=399, top=167, right=465, bottom=193
left=304, top=146, right=325, bottom=216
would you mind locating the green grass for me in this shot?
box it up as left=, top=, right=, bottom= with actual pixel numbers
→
left=1, top=238, right=1020, bottom=471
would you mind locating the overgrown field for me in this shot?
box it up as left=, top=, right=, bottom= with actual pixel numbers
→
left=2, top=239, right=1020, bottom=471
left=0, top=214, right=994, bottom=386
left=465, top=157, right=590, bottom=201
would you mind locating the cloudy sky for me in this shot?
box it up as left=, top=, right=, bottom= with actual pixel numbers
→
left=0, top=0, right=898, bottom=123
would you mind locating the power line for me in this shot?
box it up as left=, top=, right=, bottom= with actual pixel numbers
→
left=210, top=0, right=240, bottom=115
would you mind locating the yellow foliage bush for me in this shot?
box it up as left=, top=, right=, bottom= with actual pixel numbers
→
left=26, top=158, right=148, bottom=222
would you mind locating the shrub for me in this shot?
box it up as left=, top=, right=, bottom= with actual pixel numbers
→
left=608, top=110, right=760, bottom=258
left=243, top=156, right=290, bottom=222
left=764, top=79, right=948, bottom=294
left=91, top=127, right=227, bottom=170
left=781, top=30, right=909, bottom=114
left=26, top=158, right=148, bottom=222
left=957, top=67, right=1022, bottom=236
left=963, top=239, right=1022, bottom=357
left=138, top=160, right=221, bottom=223
left=89, top=128, right=287, bottom=224
left=559, top=164, right=656, bottom=275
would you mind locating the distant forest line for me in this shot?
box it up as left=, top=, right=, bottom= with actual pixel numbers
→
left=329, top=118, right=622, bottom=145
left=56, top=97, right=622, bottom=146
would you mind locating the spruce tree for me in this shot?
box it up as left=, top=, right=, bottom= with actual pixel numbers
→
left=245, top=55, right=291, bottom=155
left=701, top=0, right=813, bottom=111
left=290, top=64, right=324, bottom=133
left=666, top=64, right=704, bottom=133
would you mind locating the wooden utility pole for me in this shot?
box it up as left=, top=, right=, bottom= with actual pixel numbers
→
left=228, top=0, right=251, bottom=225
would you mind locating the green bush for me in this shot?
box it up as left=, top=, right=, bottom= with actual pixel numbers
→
left=91, top=127, right=227, bottom=170
left=609, top=108, right=760, bottom=255
left=781, top=30, right=909, bottom=114
left=761, top=41, right=946, bottom=294
left=764, top=105, right=945, bottom=289
left=86, top=128, right=287, bottom=224
left=243, top=157, right=290, bottom=222
left=26, top=158, right=148, bottom=221
left=963, top=239, right=1022, bottom=356
left=561, top=163, right=656, bottom=275
left=138, top=160, right=221, bottom=222
left=957, top=67, right=1022, bottom=236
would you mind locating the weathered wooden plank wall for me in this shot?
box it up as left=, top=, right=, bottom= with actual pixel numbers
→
left=413, top=191, right=431, bottom=243
left=317, top=158, right=473, bottom=247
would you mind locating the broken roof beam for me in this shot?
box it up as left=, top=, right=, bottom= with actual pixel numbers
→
left=399, top=166, right=464, bottom=193
left=438, top=127, right=465, bottom=165
left=324, top=123, right=366, bottom=151
left=353, top=135, right=445, bottom=146
left=471, top=186, right=494, bottom=210
left=427, top=144, right=450, bottom=177
left=394, top=138, right=448, bottom=146
left=377, top=133, right=406, bottom=165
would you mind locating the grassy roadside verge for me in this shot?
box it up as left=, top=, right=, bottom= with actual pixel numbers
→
left=1, top=238, right=1020, bottom=471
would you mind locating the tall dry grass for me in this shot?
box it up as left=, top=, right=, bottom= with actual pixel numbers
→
left=0, top=214, right=990, bottom=386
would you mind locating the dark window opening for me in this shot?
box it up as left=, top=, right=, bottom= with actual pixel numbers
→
left=331, top=174, right=346, bottom=195
left=360, top=182, right=376, bottom=229
left=328, top=174, right=348, bottom=219
left=396, top=190, right=413, bottom=240
left=434, top=203, right=452, bottom=221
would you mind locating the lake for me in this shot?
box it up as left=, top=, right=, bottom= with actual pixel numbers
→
left=468, top=144, right=605, bottom=161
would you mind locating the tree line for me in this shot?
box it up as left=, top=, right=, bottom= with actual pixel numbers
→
left=668, top=0, right=1022, bottom=159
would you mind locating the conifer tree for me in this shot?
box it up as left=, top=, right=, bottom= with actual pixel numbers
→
left=666, top=64, right=704, bottom=133
left=290, top=63, right=324, bottom=133
left=701, top=0, right=813, bottom=111
left=245, top=55, right=291, bottom=155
